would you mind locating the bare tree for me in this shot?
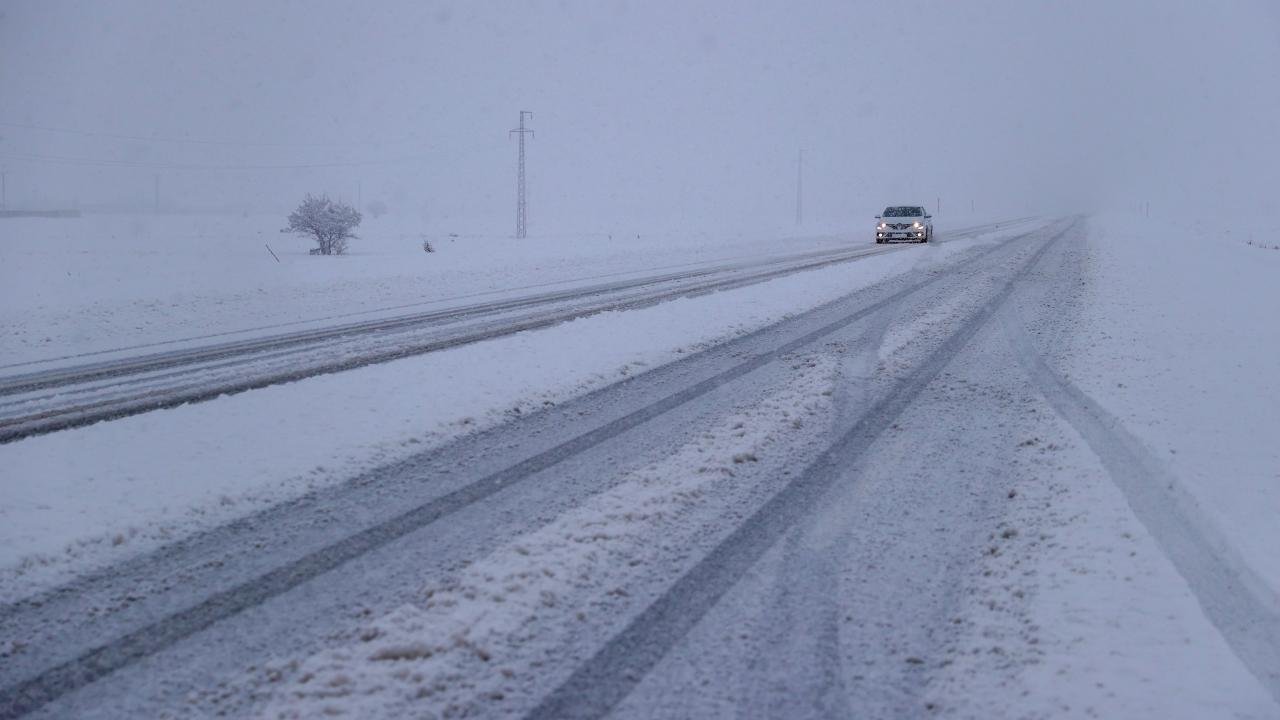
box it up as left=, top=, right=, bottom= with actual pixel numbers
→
left=286, top=194, right=361, bottom=255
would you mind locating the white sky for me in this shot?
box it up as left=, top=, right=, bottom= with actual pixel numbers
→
left=2, top=0, right=1278, bottom=232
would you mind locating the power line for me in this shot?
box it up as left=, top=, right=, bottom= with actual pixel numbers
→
left=0, top=120, right=413, bottom=148
left=0, top=151, right=432, bottom=171
left=795, top=148, right=804, bottom=226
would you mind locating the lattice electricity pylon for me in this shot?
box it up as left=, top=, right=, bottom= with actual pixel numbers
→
left=509, top=111, right=534, bottom=238
left=795, top=149, right=804, bottom=226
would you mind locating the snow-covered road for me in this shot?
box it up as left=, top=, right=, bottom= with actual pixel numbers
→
left=0, top=220, right=1023, bottom=443
left=1, top=217, right=1278, bottom=719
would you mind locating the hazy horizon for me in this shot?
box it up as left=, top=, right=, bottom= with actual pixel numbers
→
left=3, top=0, right=1278, bottom=233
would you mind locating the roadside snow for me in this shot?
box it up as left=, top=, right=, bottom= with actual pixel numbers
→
left=926, top=215, right=1280, bottom=717
left=0, top=213, right=865, bottom=367
left=928, top=403, right=1278, bottom=719
left=0, top=227, right=1013, bottom=603
left=1067, top=213, right=1280, bottom=596
left=0, top=214, right=1014, bottom=367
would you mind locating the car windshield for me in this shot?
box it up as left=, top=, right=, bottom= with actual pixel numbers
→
left=883, top=206, right=923, bottom=217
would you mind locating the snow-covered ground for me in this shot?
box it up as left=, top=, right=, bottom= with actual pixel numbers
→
left=250, top=356, right=842, bottom=718
left=0, top=213, right=996, bottom=367
left=3, top=213, right=1278, bottom=718
left=927, top=213, right=1280, bottom=718
left=220, top=215, right=1280, bottom=718
left=0, top=215, right=1014, bottom=602
left=935, top=423, right=1277, bottom=719
left=1068, top=213, right=1280, bottom=596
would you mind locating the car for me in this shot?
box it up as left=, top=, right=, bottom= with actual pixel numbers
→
left=875, top=205, right=933, bottom=243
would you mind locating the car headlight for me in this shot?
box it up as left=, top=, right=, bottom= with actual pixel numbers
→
left=912, top=221, right=923, bottom=229
left=877, top=223, right=886, bottom=230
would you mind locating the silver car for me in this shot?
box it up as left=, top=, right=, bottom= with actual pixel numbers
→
left=875, top=205, right=933, bottom=243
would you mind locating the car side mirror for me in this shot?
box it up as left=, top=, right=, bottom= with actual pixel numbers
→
left=924, top=214, right=932, bottom=219
left=874, top=216, right=881, bottom=220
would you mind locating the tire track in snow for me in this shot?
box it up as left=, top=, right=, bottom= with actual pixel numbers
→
left=0, top=223, right=1059, bottom=718
left=998, top=276, right=1280, bottom=704
left=0, top=220, right=1038, bottom=444
left=3, top=219, right=1030, bottom=375
left=0, top=245, right=890, bottom=443
left=246, top=356, right=841, bottom=718
left=524, top=220, right=1074, bottom=720
left=741, top=520, right=854, bottom=719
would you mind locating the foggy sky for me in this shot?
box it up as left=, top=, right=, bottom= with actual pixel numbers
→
left=2, top=0, right=1278, bottom=233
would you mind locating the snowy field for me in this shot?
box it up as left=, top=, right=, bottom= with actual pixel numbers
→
left=0, top=213, right=997, bottom=367
left=1067, top=213, right=1280, bottom=596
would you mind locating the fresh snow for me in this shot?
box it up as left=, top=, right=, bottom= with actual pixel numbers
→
left=0, top=213, right=970, bottom=367
left=0, top=220, right=1011, bottom=602
left=3, top=212, right=1278, bottom=719
left=1067, top=213, right=1280, bottom=596
left=928, top=370, right=1277, bottom=719
left=927, top=215, right=1280, bottom=717
left=243, top=355, right=840, bottom=718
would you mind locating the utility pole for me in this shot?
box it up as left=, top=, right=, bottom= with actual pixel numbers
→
left=357, top=181, right=363, bottom=210
left=509, top=110, right=534, bottom=239
left=1, top=171, right=6, bottom=210
left=153, top=174, right=160, bottom=212
left=936, top=196, right=941, bottom=215
left=795, top=149, right=804, bottom=227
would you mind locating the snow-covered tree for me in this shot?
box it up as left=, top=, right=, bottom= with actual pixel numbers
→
left=286, top=194, right=361, bottom=255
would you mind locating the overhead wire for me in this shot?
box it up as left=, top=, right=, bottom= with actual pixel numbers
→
left=0, top=150, right=432, bottom=171
left=0, top=120, right=415, bottom=148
